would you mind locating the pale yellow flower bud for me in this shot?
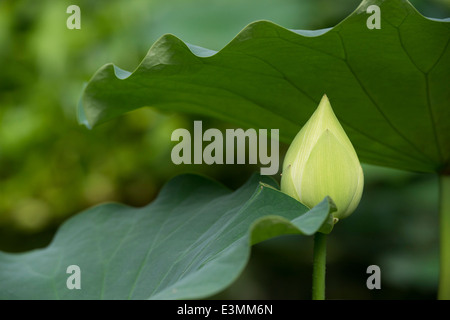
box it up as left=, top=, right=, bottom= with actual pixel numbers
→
left=281, top=95, right=364, bottom=220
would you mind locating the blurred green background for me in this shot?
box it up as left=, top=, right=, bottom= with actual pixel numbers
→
left=0, top=0, right=448, bottom=299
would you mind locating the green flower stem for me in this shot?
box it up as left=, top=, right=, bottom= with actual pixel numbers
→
left=312, top=232, right=327, bottom=300
left=438, top=174, right=450, bottom=300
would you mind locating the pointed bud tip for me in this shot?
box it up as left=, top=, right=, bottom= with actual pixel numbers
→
left=317, top=94, right=334, bottom=114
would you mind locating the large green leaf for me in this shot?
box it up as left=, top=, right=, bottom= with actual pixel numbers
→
left=79, top=0, right=450, bottom=174
left=0, top=174, right=335, bottom=300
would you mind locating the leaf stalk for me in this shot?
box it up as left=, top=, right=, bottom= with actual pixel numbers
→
left=312, top=232, right=327, bottom=300
left=438, top=174, right=450, bottom=300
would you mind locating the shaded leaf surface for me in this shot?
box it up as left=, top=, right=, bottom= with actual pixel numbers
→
left=0, top=174, right=334, bottom=300
left=80, top=0, right=450, bottom=174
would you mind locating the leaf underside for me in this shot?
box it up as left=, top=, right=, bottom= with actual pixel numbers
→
left=0, top=174, right=334, bottom=300
left=80, top=0, right=450, bottom=174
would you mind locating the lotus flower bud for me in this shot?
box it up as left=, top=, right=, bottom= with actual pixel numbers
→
left=281, top=95, right=364, bottom=220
